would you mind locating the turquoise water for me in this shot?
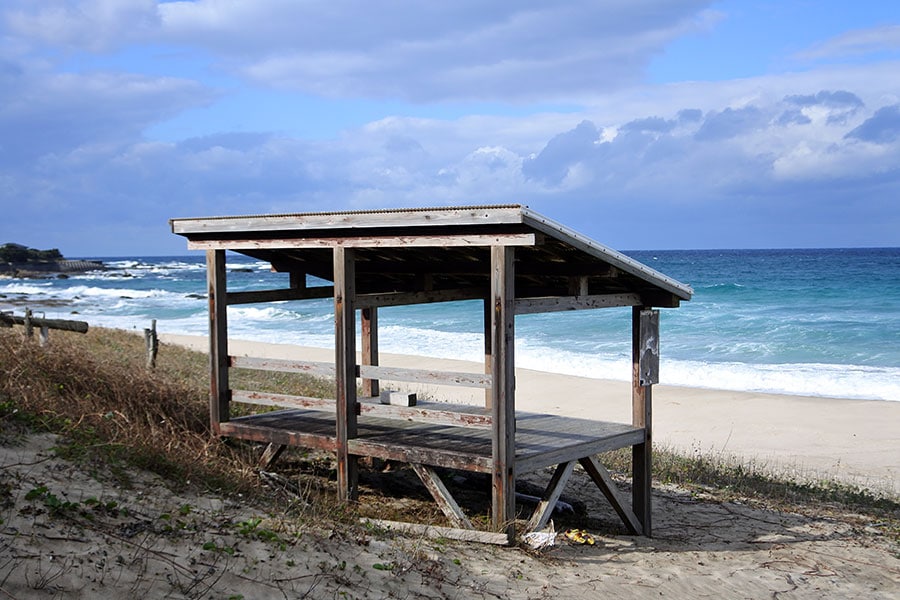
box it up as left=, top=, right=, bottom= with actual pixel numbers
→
left=2, top=248, right=898, bottom=401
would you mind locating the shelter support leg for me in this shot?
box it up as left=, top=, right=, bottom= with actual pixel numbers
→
left=410, top=464, right=473, bottom=530
left=526, top=461, right=576, bottom=532
left=334, top=246, right=359, bottom=502
left=632, top=306, right=657, bottom=536
left=579, top=455, right=643, bottom=535
left=207, top=250, right=229, bottom=433
left=490, top=246, right=516, bottom=542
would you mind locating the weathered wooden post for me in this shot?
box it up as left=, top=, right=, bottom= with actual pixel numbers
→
left=490, top=245, right=516, bottom=543
left=632, top=307, right=659, bottom=536
left=144, top=319, right=159, bottom=369
left=207, top=250, right=230, bottom=433
left=23, top=308, right=33, bottom=339
left=361, top=307, right=379, bottom=397
left=334, top=245, right=359, bottom=502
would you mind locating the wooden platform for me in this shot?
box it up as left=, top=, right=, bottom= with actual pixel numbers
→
left=221, top=407, right=645, bottom=475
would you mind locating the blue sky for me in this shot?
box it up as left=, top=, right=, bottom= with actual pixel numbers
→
left=1, top=1, right=899, bottom=256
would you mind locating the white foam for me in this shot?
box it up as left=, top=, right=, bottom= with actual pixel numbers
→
left=0, top=282, right=54, bottom=295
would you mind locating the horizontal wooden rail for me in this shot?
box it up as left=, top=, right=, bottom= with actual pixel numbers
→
left=0, top=312, right=88, bottom=333
left=188, top=232, right=537, bottom=251
left=231, top=389, right=335, bottom=411
left=231, top=355, right=492, bottom=389
left=230, top=355, right=336, bottom=377
left=358, top=399, right=492, bottom=429
left=515, top=293, right=642, bottom=315
left=358, top=364, right=492, bottom=389
left=227, top=286, right=333, bottom=305
left=356, top=287, right=486, bottom=309
left=232, top=389, right=491, bottom=430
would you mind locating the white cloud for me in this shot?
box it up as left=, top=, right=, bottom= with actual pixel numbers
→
left=4, top=0, right=160, bottom=52
left=797, top=24, right=900, bottom=61
left=157, top=0, right=715, bottom=102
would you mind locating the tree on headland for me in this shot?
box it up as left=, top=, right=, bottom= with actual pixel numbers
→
left=0, top=243, right=64, bottom=264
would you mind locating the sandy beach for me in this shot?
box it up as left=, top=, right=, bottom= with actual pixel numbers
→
left=2, top=331, right=898, bottom=599
left=163, top=334, right=899, bottom=497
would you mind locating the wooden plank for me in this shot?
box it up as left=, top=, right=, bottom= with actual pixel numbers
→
left=187, top=233, right=536, bottom=251
left=514, top=293, right=642, bottom=315
left=632, top=306, right=653, bottom=536
left=410, top=463, right=474, bottom=530
left=219, top=421, right=337, bottom=452
left=258, top=443, right=286, bottom=469
left=360, top=519, right=510, bottom=546
left=483, top=298, right=492, bottom=410
left=0, top=313, right=89, bottom=333
left=207, top=250, right=230, bottom=431
left=361, top=307, right=379, bottom=397
left=348, top=438, right=492, bottom=472
left=526, top=461, right=576, bottom=532
left=231, top=389, right=335, bottom=411
left=171, top=205, right=526, bottom=235
left=355, top=287, right=485, bottom=309
left=358, top=364, right=491, bottom=389
left=358, top=400, right=492, bottom=429
left=334, top=246, right=359, bottom=502
left=490, top=245, right=516, bottom=541
left=515, top=427, right=645, bottom=473
left=230, top=355, right=336, bottom=378
left=579, top=455, right=643, bottom=535
left=226, top=286, right=333, bottom=305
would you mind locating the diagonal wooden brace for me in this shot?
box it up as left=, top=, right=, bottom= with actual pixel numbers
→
left=410, top=463, right=473, bottom=530
left=526, top=461, right=577, bottom=532
left=258, top=442, right=286, bottom=470
left=579, top=455, right=643, bottom=535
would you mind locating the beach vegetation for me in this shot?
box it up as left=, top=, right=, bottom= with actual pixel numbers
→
left=0, top=326, right=897, bottom=540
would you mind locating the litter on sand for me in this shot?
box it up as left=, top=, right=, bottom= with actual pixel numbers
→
left=563, top=528, right=595, bottom=545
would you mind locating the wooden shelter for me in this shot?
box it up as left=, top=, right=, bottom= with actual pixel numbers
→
left=170, top=205, right=692, bottom=543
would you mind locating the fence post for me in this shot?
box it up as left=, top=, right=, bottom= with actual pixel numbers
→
left=144, top=319, right=159, bottom=369
left=23, top=308, right=33, bottom=339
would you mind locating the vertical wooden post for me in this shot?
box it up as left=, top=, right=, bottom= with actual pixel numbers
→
left=334, top=246, right=359, bottom=502
left=483, top=298, right=492, bottom=409
left=632, top=306, right=656, bottom=536
left=23, top=308, right=33, bottom=339
left=207, top=250, right=229, bottom=433
left=490, top=245, right=516, bottom=542
left=144, top=319, right=159, bottom=369
left=361, top=307, right=379, bottom=398
left=290, top=271, right=306, bottom=291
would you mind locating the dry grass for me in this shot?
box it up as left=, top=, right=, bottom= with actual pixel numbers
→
left=1, top=326, right=897, bottom=533
left=0, top=327, right=258, bottom=495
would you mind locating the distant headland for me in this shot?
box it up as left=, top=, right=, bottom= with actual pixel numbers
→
left=0, top=243, right=105, bottom=278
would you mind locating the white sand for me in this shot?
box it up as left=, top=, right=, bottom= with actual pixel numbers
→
left=163, top=334, right=899, bottom=496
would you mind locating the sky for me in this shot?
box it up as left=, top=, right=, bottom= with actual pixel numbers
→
left=1, top=0, right=899, bottom=256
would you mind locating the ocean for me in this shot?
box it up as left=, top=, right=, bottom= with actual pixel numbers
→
left=2, top=248, right=898, bottom=402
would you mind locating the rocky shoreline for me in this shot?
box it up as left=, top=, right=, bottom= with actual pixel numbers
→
left=0, top=259, right=106, bottom=278
left=0, top=243, right=105, bottom=278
